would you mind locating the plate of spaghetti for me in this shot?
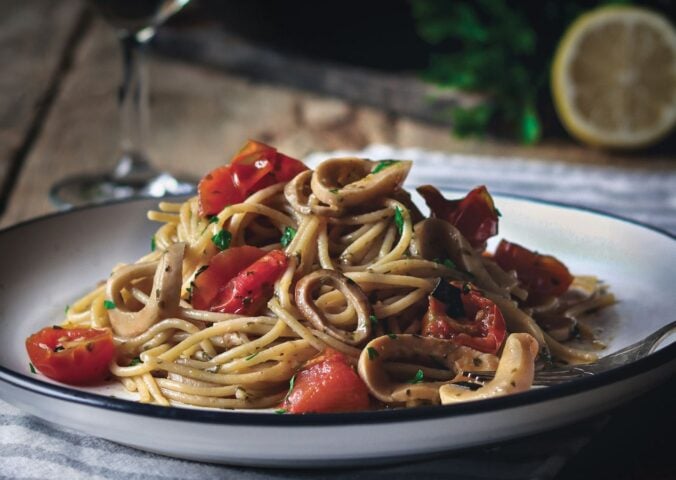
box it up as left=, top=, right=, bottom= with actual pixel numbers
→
left=0, top=141, right=674, bottom=466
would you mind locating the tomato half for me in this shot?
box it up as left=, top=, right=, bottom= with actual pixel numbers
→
left=198, top=140, right=308, bottom=216
left=417, top=185, right=499, bottom=249
left=191, top=246, right=267, bottom=311
left=25, top=326, right=115, bottom=385
left=422, top=282, right=506, bottom=354
left=493, top=239, right=573, bottom=304
left=210, top=249, right=288, bottom=315
left=281, top=348, right=370, bottom=414
left=192, top=247, right=288, bottom=315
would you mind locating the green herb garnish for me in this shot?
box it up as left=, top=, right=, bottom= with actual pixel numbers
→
left=369, top=314, right=378, bottom=326
left=103, top=300, right=116, bottom=310
left=245, top=351, right=259, bottom=361
left=129, top=357, right=142, bottom=366
left=394, top=207, right=405, bottom=235
left=280, top=226, right=297, bottom=248
left=434, top=257, right=456, bottom=269
left=284, top=374, right=297, bottom=402
left=495, top=207, right=502, bottom=218
left=275, top=408, right=287, bottom=414
left=29, top=363, right=36, bottom=374
left=54, top=346, right=64, bottom=352
left=150, top=236, right=156, bottom=252
left=211, top=229, right=232, bottom=251
left=371, top=160, right=400, bottom=174
left=387, top=333, right=398, bottom=340
left=367, top=347, right=379, bottom=360
left=329, top=188, right=340, bottom=194
left=209, top=216, right=219, bottom=224
left=64, top=305, right=69, bottom=314
left=409, top=369, right=424, bottom=384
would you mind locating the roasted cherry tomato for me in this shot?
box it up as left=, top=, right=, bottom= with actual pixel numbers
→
left=493, top=239, right=573, bottom=304
left=281, top=348, right=370, bottom=414
left=25, top=326, right=115, bottom=385
left=422, top=282, right=506, bottom=354
left=199, top=140, right=308, bottom=216
left=209, top=249, right=288, bottom=315
left=191, top=246, right=267, bottom=311
left=417, top=185, right=499, bottom=249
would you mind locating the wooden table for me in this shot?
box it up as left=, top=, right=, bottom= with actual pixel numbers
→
left=1, top=1, right=674, bottom=478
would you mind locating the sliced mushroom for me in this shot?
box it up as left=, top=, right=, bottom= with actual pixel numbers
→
left=410, top=218, right=504, bottom=293
left=107, top=243, right=186, bottom=338
left=311, top=158, right=412, bottom=208
left=439, top=333, right=538, bottom=404
left=295, top=269, right=371, bottom=345
left=357, top=334, right=497, bottom=404
left=284, top=170, right=343, bottom=217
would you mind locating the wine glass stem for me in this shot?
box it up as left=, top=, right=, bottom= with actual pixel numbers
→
left=115, top=34, right=154, bottom=182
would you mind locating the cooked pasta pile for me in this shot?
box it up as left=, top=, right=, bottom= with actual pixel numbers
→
left=60, top=152, right=614, bottom=411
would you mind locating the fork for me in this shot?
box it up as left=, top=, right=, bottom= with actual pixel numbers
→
left=461, top=320, right=676, bottom=387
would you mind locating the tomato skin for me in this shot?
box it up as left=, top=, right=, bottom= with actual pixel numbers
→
left=282, top=349, right=370, bottom=414
left=422, top=285, right=506, bottom=354
left=210, top=249, right=288, bottom=315
left=198, top=140, right=308, bottom=216
left=25, top=327, right=115, bottom=385
left=493, top=239, right=573, bottom=303
left=198, top=166, right=242, bottom=217
left=191, top=246, right=267, bottom=311
left=418, top=185, right=499, bottom=249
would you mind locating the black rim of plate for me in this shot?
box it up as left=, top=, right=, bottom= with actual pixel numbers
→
left=0, top=193, right=675, bottom=427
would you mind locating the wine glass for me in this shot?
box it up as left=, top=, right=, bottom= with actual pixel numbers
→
left=49, top=0, right=196, bottom=208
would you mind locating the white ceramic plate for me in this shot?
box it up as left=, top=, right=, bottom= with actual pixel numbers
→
left=0, top=195, right=674, bottom=467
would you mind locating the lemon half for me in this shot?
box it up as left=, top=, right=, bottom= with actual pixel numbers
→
left=552, top=6, right=676, bottom=149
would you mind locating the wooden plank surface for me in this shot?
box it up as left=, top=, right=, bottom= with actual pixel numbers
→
left=0, top=0, right=85, bottom=207
left=1, top=9, right=674, bottom=228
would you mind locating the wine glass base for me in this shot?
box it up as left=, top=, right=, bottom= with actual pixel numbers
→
left=49, top=172, right=196, bottom=209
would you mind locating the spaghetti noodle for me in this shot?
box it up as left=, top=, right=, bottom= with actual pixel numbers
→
left=35, top=142, right=615, bottom=412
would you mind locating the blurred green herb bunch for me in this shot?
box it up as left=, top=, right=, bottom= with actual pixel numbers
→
left=410, top=0, right=673, bottom=143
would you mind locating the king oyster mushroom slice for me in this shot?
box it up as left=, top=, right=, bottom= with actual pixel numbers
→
left=439, top=333, right=539, bottom=404
left=357, top=334, right=497, bottom=404
left=311, top=157, right=412, bottom=208
left=107, top=242, right=186, bottom=338
left=410, top=218, right=504, bottom=294
left=295, top=269, right=372, bottom=345
left=284, top=170, right=343, bottom=217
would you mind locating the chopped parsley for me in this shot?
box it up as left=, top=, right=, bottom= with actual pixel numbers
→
left=284, top=374, right=297, bottom=402
left=329, top=188, right=340, bottom=194
left=275, top=408, right=287, bottom=414
left=186, top=282, right=194, bottom=302
left=211, top=229, right=232, bottom=251
left=409, top=369, right=424, bottom=384
left=371, top=159, right=400, bottom=174
left=150, top=236, right=156, bottom=252
left=29, top=363, right=36, bottom=374
left=394, top=206, right=405, bottom=235
left=495, top=207, right=502, bottom=218
left=245, top=351, right=259, bottom=361
left=434, top=257, right=456, bottom=269
left=367, top=347, right=379, bottom=360
left=103, top=300, right=116, bottom=310
left=387, top=333, right=398, bottom=340
left=53, top=346, right=64, bottom=353
left=280, top=226, right=297, bottom=248
left=129, top=357, right=142, bottom=366
left=64, top=305, right=69, bottom=314
left=369, top=314, right=378, bottom=326
left=209, top=216, right=220, bottom=224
